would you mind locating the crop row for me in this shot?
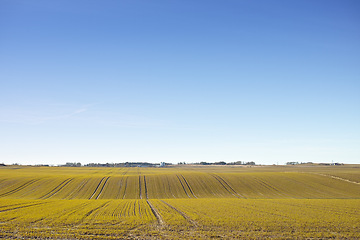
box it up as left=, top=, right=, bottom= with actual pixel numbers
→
left=0, top=171, right=359, bottom=199
left=0, top=199, right=358, bottom=239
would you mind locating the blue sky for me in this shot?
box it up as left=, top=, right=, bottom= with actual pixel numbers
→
left=1, top=0, right=359, bottom=165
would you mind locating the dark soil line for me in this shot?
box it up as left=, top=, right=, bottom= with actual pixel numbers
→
left=213, top=174, right=245, bottom=198
left=146, top=200, right=164, bottom=226
left=211, top=174, right=238, bottom=198
left=89, top=177, right=106, bottom=199
left=54, top=202, right=92, bottom=220
left=0, top=201, right=39, bottom=209
left=253, top=177, right=292, bottom=198
left=41, top=178, right=74, bottom=199
left=133, top=200, right=137, bottom=216
left=66, top=179, right=89, bottom=199
left=144, top=176, right=148, bottom=199
left=0, top=179, right=39, bottom=197
left=139, top=175, right=142, bottom=199
left=160, top=200, right=198, bottom=227
left=80, top=202, right=110, bottom=222
left=115, top=170, right=129, bottom=199
left=0, top=202, right=49, bottom=213
left=122, top=177, right=128, bottom=199
left=180, top=174, right=197, bottom=198
left=176, top=175, right=190, bottom=198
left=95, top=177, right=110, bottom=199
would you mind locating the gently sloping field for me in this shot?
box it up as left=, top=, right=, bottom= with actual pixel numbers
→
left=0, top=199, right=359, bottom=239
left=0, top=166, right=359, bottom=199
left=0, top=165, right=359, bottom=239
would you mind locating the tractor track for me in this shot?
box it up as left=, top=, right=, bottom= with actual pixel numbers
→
left=144, top=176, right=148, bottom=199
left=89, top=177, right=107, bottom=199
left=139, top=176, right=142, bottom=199
left=211, top=174, right=238, bottom=198
left=66, top=179, right=89, bottom=199
left=95, top=177, right=110, bottom=199
left=80, top=201, right=110, bottom=222
left=122, top=177, right=128, bottom=199
left=176, top=175, right=190, bottom=198
left=146, top=200, right=164, bottom=226
left=115, top=170, right=129, bottom=199
left=0, top=179, right=39, bottom=197
left=0, top=202, right=49, bottom=213
left=314, top=173, right=360, bottom=185
left=160, top=200, right=198, bottom=227
left=213, top=174, right=245, bottom=198
left=40, top=178, right=74, bottom=199
left=180, top=174, right=197, bottom=198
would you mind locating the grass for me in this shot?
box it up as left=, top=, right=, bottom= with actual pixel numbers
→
left=0, top=165, right=359, bottom=239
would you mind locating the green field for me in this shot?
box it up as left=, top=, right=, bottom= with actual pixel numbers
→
left=0, top=165, right=359, bottom=239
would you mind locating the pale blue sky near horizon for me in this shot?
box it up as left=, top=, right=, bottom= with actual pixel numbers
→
left=1, top=0, right=359, bottom=165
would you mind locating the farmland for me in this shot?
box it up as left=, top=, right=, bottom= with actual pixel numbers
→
left=0, top=165, right=359, bottom=239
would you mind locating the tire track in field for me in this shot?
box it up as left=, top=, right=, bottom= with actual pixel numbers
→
left=180, top=174, right=197, bottom=198
left=40, top=178, right=73, bottom=199
left=80, top=201, right=110, bottom=222
left=89, top=177, right=107, bottom=199
left=214, top=174, right=245, bottom=198
left=139, top=176, right=142, bottom=199
left=160, top=200, right=198, bottom=227
left=95, top=177, right=110, bottom=199
left=0, top=202, right=36, bottom=210
left=133, top=200, right=137, bottom=216
left=66, top=178, right=90, bottom=199
left=211, top=174, right=239, bottom=198
left=0, top=202, right=49, bottom=213
left=122, top=176, right=128, bottom=199
left=118, top=201, right=130, bottom=216
left=176, top=175, right=191, bottom=198
left=54, top=202, right=92, bottom=220
left=146, top=200, right=164, bottom=226
left=314, top=173, right=360, bottom=185
left=114, top=177, right=124, bottom=199
left=115, top=169, right=129, bottom=199
left=0, top=179, right=39, bottom=197
left=253, top=177, right=290, bottom=197
left=144, top=176, right=148, bottom=199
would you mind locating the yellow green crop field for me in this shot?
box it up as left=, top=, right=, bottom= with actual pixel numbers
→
left=0, top=165, right=359, bottom=239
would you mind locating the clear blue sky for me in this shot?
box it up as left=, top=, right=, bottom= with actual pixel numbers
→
left=1, top=0, right=359, bottom=165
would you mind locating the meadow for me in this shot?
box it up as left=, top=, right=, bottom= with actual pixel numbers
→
left=0, top=165, right=359, bottom=239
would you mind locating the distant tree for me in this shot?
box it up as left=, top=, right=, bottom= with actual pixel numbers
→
left=286, top=162, right=299, bottom=165
left=245, top=161, right=256, bottom=165
left=214, top=161, right=226, bottom=165
left=200, top=162, right=210, bottom=165
left=65, top=162, right=81, bottom=167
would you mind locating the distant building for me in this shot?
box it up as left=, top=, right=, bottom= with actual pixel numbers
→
left=160, top=162, right=165, bottom=167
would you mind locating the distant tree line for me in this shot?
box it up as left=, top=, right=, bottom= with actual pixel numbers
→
left=286, top=162, right=343, bottom=166
left=60, top=161, right=256, bottom=167
left=193, top=161, right=256, bottom=166
left=61, top=162, right=172, bottom=167
left=63, top=162, right=82, bottom=167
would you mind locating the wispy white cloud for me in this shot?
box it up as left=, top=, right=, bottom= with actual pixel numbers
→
left=0, top=103, right=174, bottom=129
left=0, top=105, right=89, bottom=125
